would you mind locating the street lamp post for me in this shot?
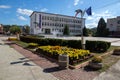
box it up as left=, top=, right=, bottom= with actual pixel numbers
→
left=75, top=9, right=85, bottom=49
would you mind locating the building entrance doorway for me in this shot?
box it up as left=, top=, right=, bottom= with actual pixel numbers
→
left=45, top=29, right=50, bottom=34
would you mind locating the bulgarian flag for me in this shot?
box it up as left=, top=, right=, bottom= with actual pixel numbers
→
left=75, top=9, right=82, bottom=17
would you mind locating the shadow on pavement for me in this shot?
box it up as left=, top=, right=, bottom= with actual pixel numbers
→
left=10, top=57, right=46, bottom=66
left=23, top=62, right=34, bottom=66
left=10, top=60, right=35, bottom=66
left=43, top=66, right=65, bottom=73
left=83, top=65, right=98, bottom=72
left=19, top=57, right=29, bottom=60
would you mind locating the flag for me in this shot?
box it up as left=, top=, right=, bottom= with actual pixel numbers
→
left=86, top=7, right=92, bottom=16
left=75, top=12, right=79, bottom=17
left=75, top=9, right=82, bottom=17
left=39, top=14, right=41, bottom=28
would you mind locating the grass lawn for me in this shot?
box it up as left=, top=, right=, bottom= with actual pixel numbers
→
left=91, top=46, right=120, bottom=72
left=14, top=40, right=29, bottom=48
left=13, top=40, right=120, bottom=72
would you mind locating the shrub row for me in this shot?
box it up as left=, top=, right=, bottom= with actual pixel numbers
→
left=20, top=36, right=111, bottom=52
left=85, top=40, right=111, bottom=53
left=20, top=36, right=82, bottom=49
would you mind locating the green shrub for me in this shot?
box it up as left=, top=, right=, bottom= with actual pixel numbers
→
left=20, top=36, right=82, bottom=49
left=67, top=40, right=81, bottom=49
left=85, top=40, right=111, bottom=53
left=20, top=36, right=110, bottom=53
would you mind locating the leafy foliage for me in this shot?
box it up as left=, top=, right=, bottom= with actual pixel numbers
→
left=20, top=36, right=82, bottom=49
left=9, top=25, right=21, bottom=34
left=83, top=26, right=89, bottom=36
left=96, top=17, right=109, bottom=37
left=63, top=25, right=69, bottom=35
left=22, top=25, right=30, bottom=34
left=85, top=40, right=111, bottom=53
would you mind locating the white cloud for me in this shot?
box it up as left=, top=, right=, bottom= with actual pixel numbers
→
left=86, top=10, right=115, bottom=28
left=74, top=0, right=79, bottom=6
left=0, top=5, right=11, bottom=8
left=17, top=8, right=33, bottom=16
left=40, top=8, right=48, bottom=12
left=18, top=16, right=27, bottom=21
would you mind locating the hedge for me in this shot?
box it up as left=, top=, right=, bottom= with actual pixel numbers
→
left=85, top=40, right=111, bottom=53
left=20, top=36, right=82, bottom=49
left=20, top=36, right=111, bottom=53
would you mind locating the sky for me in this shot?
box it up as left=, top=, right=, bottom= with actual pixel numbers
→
left=0, top=0, right=120, bottom=28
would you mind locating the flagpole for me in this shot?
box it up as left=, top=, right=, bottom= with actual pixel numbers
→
left=75, top=7, right=92, bottom=49
left=81, top=10, right=85, bottom=49
left=81, top=15, right=84, bottom=49
left=75, top=9, right=85, bottom=49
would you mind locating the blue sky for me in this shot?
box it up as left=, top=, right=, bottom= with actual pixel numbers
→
left=0, top=0, right=120, bottom=28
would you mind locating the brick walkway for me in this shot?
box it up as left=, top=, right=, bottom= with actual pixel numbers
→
left=11, top=44, right=99, bottom=80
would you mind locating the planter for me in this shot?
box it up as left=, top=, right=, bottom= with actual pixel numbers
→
left=113, top=49, right=120, bottom=55
left=58, top=54, right=69, bottom=69
left=89, top=62, right=103, bottom=69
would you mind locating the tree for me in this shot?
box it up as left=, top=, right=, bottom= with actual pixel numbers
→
left=90, top=27, right=97, bottom=37
left=83, top=26, right=88, bottom=36
left=63, top=25, right=69, bottom=35
left=22, top=25, right=30, bottom=34
left=9, top=25, right=21, bottom=34
left=3, top=25, right=11, bottom=32
left=96, top=17, right=109, bottom=37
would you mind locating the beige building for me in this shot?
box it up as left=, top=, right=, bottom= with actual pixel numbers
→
left=107, top=16, right=120, bottom=36
left=30, top=11, right=85, bottom=36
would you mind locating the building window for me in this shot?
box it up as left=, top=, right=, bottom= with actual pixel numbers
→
left=117, top=20, right=120, bottom=24
left=110, top=24, right=113, bottom=27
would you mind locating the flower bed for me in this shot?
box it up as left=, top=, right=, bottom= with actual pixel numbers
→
left=36, top=46, right=93, bottom=65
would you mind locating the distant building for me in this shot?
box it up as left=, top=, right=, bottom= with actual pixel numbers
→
left=107, top=16, right=120, bottom=36
left=30, top=11, right=85, bottom=36
left=0, top=24, right=3, bottom=34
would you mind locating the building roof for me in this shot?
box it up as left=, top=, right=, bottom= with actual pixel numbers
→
left=30, top=11, right=83, bottom=19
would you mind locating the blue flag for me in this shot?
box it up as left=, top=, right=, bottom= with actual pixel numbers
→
left=86, top=7, right=92, bottom=16
left=39, top=14, right=41, bottom=28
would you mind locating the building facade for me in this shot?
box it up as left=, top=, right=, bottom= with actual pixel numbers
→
left=30, top=11, right=85, bottom=36
left=107, top=16, right=120, bottom=36
left=0, top=24, right=3, bottom=34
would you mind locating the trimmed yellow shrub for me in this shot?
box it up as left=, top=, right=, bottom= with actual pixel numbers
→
left=28, top=43, right=38, bottom=48
left=8, top=37, right=18, bottom=41
left=92, top=56, right=102, bottom=63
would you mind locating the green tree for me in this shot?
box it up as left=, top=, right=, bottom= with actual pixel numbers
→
left=3, top=25, right=11, bottom=32
left=22, top=25, right=30, bottom=34
left=63, top=25, right=69, bottom=35
left=96, top=17, right=109, bottom=37
left=83, top=26, right=88, bottom=36
left=9, top=25, right=21, bottom=34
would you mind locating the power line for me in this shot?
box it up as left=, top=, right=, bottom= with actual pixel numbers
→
left=93, top=0, right=120, bottom=10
